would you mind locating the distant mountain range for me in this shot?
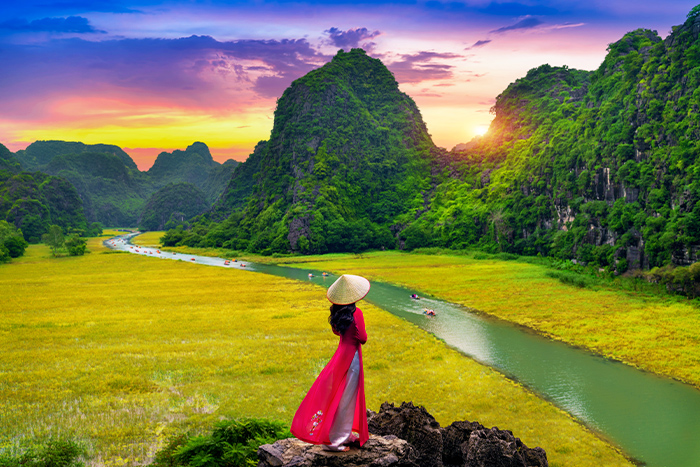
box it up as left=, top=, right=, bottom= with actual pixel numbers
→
left=0, top=140, right=238, bottom=238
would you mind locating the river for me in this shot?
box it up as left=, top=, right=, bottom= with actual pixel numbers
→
left=107, top=234, right=700, bottom=466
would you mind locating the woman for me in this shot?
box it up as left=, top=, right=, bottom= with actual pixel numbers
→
left=291, top=274, right=370, bottom=451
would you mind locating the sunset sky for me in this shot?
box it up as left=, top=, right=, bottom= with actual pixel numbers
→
left=1, top=0, right=698, bottom=170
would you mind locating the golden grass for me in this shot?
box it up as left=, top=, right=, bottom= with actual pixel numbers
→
left=279, top=251, right=700, bottom=389
left=131, top=232, right=163, bottom=248
left=0, top=239, right=632, bottom=467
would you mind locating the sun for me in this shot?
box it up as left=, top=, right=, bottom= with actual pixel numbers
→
left=474, top=125, right=489, bottom=137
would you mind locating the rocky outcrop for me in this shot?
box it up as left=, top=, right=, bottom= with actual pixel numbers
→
left=258, top=402, right=548, bottom=467
left=257, top=435, right=419, bottom=467
left=367, top=402, right=443, bottom=467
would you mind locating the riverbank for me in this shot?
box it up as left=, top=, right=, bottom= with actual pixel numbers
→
left=0, top=235, right=631, bottom=467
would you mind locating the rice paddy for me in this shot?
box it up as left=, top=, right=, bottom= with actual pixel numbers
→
left=0, top=235, right=633, bottom=467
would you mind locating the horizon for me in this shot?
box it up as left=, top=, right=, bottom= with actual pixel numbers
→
left=2, top=0, right=699, bottom=169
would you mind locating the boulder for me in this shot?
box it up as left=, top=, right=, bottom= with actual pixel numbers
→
left=257, top=435, right=419, bottom=467
left=367, top=402, right=443, bottom=467
left=456, top=425, right=548, bottom=467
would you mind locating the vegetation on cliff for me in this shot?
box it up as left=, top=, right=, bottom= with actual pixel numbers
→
left=0, top=169, right=91, bottom=243
left=139, top=183, right=209, bottom=231
left=177, top=48, right=436, bottom=255
left=414, top=11, right=700, bottom=272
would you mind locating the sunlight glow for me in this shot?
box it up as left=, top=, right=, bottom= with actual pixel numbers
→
left=474, top=125, right=489, bottom=136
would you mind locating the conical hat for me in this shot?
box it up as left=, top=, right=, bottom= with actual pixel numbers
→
left=327, top=274, right=370, bottom=305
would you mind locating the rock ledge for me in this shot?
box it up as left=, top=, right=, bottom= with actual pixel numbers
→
left=258, top=402, right=548, bottom=467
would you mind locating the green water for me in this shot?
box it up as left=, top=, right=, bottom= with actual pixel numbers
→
left=112, top=236, right=700, bottom=466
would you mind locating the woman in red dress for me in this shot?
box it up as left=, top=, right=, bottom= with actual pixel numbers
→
left=291, top=274, right=370, bottom=451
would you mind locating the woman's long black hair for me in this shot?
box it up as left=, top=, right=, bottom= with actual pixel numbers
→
left=329, top=303, right=356, bottom=334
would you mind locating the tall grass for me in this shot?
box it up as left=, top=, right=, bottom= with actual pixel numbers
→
left=0, top=238, right=632, bottom=467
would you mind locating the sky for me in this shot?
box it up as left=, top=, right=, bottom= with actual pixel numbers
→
left=1, top=0, right=698, bottom=170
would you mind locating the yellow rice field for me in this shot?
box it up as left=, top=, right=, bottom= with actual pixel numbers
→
left=0, top=236, right=632, bottom=467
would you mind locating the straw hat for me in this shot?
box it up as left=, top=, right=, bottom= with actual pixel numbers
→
left=327, top=274, right=370, bottom=305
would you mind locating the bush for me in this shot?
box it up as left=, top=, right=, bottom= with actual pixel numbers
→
left=65, top=235, right=87, bottom=256
left=151, top=418, right=290, bottom=467
left=0, top=439, right=87, bottom=467
left=3, top=235, right=28, bottom=258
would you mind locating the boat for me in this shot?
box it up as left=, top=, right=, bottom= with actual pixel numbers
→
left=308, top=273, right=314, bottom=277
left=322, top=272, right=329, bottom=276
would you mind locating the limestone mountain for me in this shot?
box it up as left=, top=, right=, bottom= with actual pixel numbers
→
left=0, top=170, right=90, bottom=242
left=138, top=183, right=209, bottom=231
left=148, top=142, right=238, bottom=203
left=0, top=143, right=21, bottom=173
left=43, top=151, right=150, bottom=227
left=5, top=140, right=237, bottom=228
left=184, top=48, right=438, bottom=254
left=413, top=9, right=700, bottom=271
left=15, top=141, right=138, bottom=171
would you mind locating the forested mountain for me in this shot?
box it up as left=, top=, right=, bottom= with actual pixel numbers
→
left=166, top=8, right=700, bottom=270
left=43, top=151, right=150, bottom=227
left=0, top=170, right=90, bottom=242
left=138, top=183, right=209, bottom=231
left=0, top=144, right=21, bottom=173
left=16, top=141, right=138, bottom=171
left=148, top=142, right=238, bottom=203
left=177, top=48, right=437, bottom=253
left=3, top=140, right=238, bottom=229
left=414, top=9, right=700, bottom=271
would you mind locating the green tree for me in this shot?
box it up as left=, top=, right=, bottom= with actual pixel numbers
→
left=3, top=236, right=28, bottom=258
left=0, top=221, right=28, bottom=260
left=42, top=225, right=65, bottom=257
left=65, top=235, right=87, bottom=256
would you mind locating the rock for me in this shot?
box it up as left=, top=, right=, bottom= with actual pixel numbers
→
left=258, top=402, right=547, bottom=467
left=441, top=420, right=483, bottom=466
left=257, top=435, right=419, bottom=467
left=464, top=427, right=548, bottom=467
left=367, top=402, right=443, bottom=467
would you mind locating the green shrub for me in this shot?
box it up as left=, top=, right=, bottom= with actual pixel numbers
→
left=0, top=439, right=87, bottom=467
left=151, top=418, right=291, bottom=467
left=65, top=235, right=87, bottom=256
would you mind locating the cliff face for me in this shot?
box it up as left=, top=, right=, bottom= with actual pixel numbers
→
left=206, top=48, right=437, bottom=254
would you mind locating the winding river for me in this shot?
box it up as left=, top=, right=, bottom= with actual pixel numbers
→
left=107, top=234, right=700, bottom=466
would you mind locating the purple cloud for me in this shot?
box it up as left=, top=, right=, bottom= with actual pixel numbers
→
left=0, top=34, right=329, bottom=108
left=324, top=26, right=381, bottom=50
left=0, top=16, right=105, bottom=33
left=467, top=39, right=491, bottom=49
left=387, top=51, right=461, bottom=83
left=490, top=16, right=543, bottom=34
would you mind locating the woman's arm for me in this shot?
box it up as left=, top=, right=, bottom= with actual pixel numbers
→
left=354, top=308, right=368, bottom=344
